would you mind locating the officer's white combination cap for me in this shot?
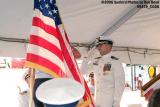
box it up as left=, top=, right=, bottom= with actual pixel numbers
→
left=36, top=78, right=85, bottom=105
left=95, top=37, right=113, bottom=46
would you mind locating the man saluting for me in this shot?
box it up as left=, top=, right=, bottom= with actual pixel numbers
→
left=80, top=37, right=125, bottom=107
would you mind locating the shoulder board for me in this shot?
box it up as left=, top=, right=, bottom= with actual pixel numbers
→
left=95, top=57, right=102, bottom=59
left=93, top=62, right=98, bottom=65
left=111, top=56, right=119, bottom=60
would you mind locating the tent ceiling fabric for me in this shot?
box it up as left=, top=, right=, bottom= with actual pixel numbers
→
left=0, top=0, right=160, bottom=65
left=57, top=0, right=160, bottom=49
left=0, top=0, right=33, bottom=39
left=56, top=0, right=133, bottom=44
left=106, top=9, right=160, bottom=50
left=0, top=0, right=160, bottom=49
left=0, top=41, right=27, bottom=58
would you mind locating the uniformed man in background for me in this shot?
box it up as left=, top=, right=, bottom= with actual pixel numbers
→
left=80, top=38, right=125, bottom=107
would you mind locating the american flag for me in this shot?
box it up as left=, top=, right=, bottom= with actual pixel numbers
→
left=26, top=0, right=95, bottom=106
left=142, top=77, right=160, bottom=100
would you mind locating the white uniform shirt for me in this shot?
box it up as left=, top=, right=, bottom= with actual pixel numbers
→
left=80, top=49, right=125, bottom=107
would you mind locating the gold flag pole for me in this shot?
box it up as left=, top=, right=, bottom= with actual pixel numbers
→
left=29, top=68, right=35, bottom=107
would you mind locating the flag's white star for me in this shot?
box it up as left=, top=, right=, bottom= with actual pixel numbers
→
left=54, top=3, right=57, bottom=7
left=40, top=5, right=43, bottom=10
left=52, top=9, right=57, bottom=14
left=48, top=11, right=52, bottom=15
left=45, top=3, right=49, bottom=9
left=50, top=0, right=53, bottom=3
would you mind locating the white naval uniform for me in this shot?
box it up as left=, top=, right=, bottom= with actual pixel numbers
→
left=81, top=49, right=125, bottom=107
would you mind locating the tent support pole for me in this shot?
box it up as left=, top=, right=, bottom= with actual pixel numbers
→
left=100, top=2, right=142, bottom=37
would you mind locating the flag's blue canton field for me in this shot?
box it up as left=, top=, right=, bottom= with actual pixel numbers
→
left=34, top=0, right=62, bottom=25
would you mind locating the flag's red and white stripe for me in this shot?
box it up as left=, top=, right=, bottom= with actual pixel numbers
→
left=57, top=27, right=94, bottom=106
left=26, top=7, right=95, bottom=107
left=26, top=9, right=66, bottom=77
left=143, top=80, right=160, bottom=99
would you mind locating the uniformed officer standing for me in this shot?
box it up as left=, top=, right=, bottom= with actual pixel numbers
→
left=80, top=38, right=125, bottom=107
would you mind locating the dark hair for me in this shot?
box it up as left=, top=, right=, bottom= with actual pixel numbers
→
left=148, top=89, right=160, bottom=107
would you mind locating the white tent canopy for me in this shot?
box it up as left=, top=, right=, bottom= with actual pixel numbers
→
left=0, top=0, right=160, bottom=64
